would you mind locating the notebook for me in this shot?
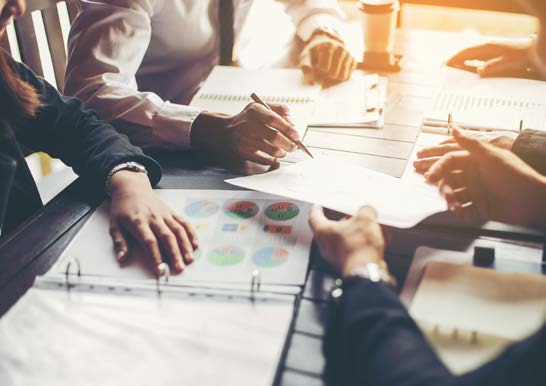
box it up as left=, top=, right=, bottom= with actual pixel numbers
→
left=409, top=260, right=546, bottom=374
left=190, top=66, right=321, bottom=137
left=423, top=69, right=546, bottom=133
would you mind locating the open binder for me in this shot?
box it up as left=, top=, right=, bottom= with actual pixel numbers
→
left=0, top=258, right=296, bottom=386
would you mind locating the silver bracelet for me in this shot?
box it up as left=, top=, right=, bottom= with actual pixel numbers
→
left=105, top=161, right=148, bottom=195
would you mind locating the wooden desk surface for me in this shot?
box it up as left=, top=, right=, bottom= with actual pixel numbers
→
left=0, top=28, right=544, bottom=386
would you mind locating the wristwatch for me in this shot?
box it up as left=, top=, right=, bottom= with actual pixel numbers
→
left=105, top=161, right=148, bottom=195
left=346, top=262, right=397, bottom=288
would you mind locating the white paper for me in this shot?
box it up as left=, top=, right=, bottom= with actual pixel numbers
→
left=0, top=287, right=293, bottom=386
left=189, top=66, right=320, bottom=136
left=409, top=261, right=546, bottom=374
left=310, top=73, right=386, bottom=128
left=52, top=190, right=312, bottom=287
left=424, top=69, right=546, bottom=132
left=226, top=158, right=447, bottom=228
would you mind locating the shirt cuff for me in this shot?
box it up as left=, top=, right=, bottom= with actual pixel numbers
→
left=297, top=13, right=345, bottom=42
left=151, top=101, right=204, bottom=151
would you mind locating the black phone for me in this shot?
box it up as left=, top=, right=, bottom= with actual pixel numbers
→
left=0, top=153, right=17, bottom=235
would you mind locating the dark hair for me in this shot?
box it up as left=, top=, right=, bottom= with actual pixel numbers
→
left=0, top=49, right=42, bottom=120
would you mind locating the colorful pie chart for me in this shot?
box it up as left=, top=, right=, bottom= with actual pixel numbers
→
left=252, top=247, right=289, bottom=268
left=265, top=202, right=300, bottom=221
left=185, top=200, right=220, bottom=219
left=208, top=245, right=245, bottom=266
left=225, top=201, right=259, bottom=219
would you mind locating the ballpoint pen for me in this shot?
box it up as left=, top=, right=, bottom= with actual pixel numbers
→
left=250, top=92, right=314, bottom=159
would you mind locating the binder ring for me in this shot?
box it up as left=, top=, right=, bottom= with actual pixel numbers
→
left=156, top=263, right=170, bottom=294
left=250, top=269, right=261, bottom=299
left=65, top=257, right=82, bottom=289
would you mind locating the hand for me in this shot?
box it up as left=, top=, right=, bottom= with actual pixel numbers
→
left=108, top=171, right=198, bottom=274
left=308, top=205, right=387, bottom=278
left=425, top=129, right=546, bottom=227
left=300, top=32, right=357, bottom=85
left=413, top=131, right=518, bottom=174
left=447, top=39, right=538, bottom=78
left=191, top=103, right=298, bottom=166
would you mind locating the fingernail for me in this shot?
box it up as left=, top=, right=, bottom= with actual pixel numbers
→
left=176, top=262, right=185, bottom=272
left=116, top=250, right=125, bottom=261
left=449, top=204, right=457, bottom=212
left=186, top=254, right=194, bottom=264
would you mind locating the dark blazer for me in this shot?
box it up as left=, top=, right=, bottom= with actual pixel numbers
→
left=325, top=278, right=546, bottom=386
left=513, top=129, right=546, bottom=175
left=0, top=60, right=161, bottom=236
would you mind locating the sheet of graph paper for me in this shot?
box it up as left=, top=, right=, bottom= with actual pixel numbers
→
left=227, top=157, right=447, bottom=228
left=51, top=190, right=312, bottom=287
left=424, top=69, right=546, bottom=132
left=0, top=287, right=293, bottom=386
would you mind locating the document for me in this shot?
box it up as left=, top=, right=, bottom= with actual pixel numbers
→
left=310, top=73, right=386, bottom=128
left=409, top=261, right=546, bottom=374
left=190, top=66, right=320, bottom=136
left=423, top=69, right=546, bottom=133
left=226, top=158, right=447, bottom=228
left=0, top=287, right=293, bottom=386
left=53, top=190, right=312, bottom=287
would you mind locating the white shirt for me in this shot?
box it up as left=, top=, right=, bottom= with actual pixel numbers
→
left=64, top=0, right=344, bottom=150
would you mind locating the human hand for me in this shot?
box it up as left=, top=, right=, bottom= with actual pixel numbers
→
left=413, top=130, right=518, bottom=174
left=425, top=129, right=546, bottom=227
left=300, top=32, right=357, bottom=85
left=308, top=205, right=387, bottom=278
left=191, top=103, right=299, bottom=166
left=447, top=39, right=538, bottom=78
left=108, top=171, right=198, bottom=275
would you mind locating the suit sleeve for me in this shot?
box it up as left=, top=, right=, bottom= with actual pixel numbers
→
left=325, top=278, right=546, bottom=386
left=13, top=62, right=161, bottom=193
left=512, top=129, right=546, bottom=175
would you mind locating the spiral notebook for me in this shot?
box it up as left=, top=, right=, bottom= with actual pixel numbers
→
left=190, top=66, right=321, bottom=137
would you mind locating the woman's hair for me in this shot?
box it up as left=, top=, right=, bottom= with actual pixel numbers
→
left=0, top=49, right=42, bottom=119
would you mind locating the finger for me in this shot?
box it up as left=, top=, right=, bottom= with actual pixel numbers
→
left=446, top=43, right=506, bottom=66
left=322, top=43, right=335, bottom=73
left=109, top=222, right=130, bottom=263
left=439, top=137, right=456, bottom=145
left=150, top=221, right=185, bottom=273
left=416, top=143, right=462, bottom=158
left=452, top=128, right=489, bottom=154
left=478, top=56, right=528, bottom=78
left=356, top=205, right=378, bottom=221
left=165, top=217, right=195, bottom=265
left=413, top=157, right=441, bottom=173
left=256, top=138, right=288, bottom=158
left=130, top=223, right=163, bottom=272
left=173, top=213, right=199, bottom=249
left=440, top=181, right=471, bottom=207
left=250, top=103, right=300, bottom=142
left=343, top=55, right=357, bottom=81
left=301, top=64, right=315, bottom=85
left=242, top=149, right=279, bottom=166
left=331, top=47, right=349, bottom=80
left=308, top=205, right=330, bottom=233
left=425, top=150, right=472, bottom=185
left=269, top=103, right=296, bottom=126
left=317, top=44, right=332, bottom=72
left=261, top=126, right=296, bottom=152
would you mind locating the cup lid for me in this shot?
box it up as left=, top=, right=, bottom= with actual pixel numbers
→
left=358, top=0, right=400, bottom=13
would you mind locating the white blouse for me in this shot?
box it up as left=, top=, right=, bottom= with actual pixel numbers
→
left=64, top=0, right=344, bottom=150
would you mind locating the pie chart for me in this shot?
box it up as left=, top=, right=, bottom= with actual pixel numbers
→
left=185, top=200, right=220, bottom=219
left=225, top=201, right=259, bottom=219
left=252, top=247, right=289, bottom=268
left=208, top=245, right=245, bottom=266
left=265, top=202, right=300, bottom=221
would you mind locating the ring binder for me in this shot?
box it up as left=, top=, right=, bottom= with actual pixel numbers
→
left=431, top=323, right=479, bottom=344
left=65, top=258, right=81, bottom=289
left=250, top=269, right=261, bottom=300
left=156, top=263, right=170, bottom=294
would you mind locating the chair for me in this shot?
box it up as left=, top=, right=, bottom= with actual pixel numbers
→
left=2, top=0, right=79, bottom=92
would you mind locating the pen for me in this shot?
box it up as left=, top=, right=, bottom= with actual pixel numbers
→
left=250, top=92, right=314, bottom=159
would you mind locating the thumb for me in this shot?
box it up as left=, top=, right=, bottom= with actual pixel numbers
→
left=452, top=128, right=488, bottom=155
left=478, top=56, right=522, bottom=78
left=308, top=205, right=329, bottom=233
left=109, top=222, right=131, bottom=263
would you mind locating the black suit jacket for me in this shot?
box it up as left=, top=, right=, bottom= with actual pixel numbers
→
left=513, top=129, right=546, bottom=175
left=0, top=60, right=161, bottom=237
left=325, top=278, right=546, bottom=386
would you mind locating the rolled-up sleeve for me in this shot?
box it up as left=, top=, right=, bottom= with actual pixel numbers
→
left=512, top=129, right=546, bottom=175
left=276, top=0, right=345, bottom=42
left=64, top=0, right=203, bottom=151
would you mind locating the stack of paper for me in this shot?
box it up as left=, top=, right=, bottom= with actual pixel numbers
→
left=423, top=69, right=546, bottom=133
